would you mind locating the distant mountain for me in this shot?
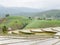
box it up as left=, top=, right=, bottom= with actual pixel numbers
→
left=35, top=10, right=60, bottom=19
left=0, top=6, right=43, bottom=17
left=0, top=5, right=60, bottom=19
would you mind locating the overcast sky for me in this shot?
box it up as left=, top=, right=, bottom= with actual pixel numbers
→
left=0, top=0, right=60, bottom=9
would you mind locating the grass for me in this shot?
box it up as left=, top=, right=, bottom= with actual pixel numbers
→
left=1, top=16, right=60, bottom=29
left=0, top=16, right=60, bottom=36
left=0, top=16, right=32, bottom=29
left=25, top=20, right=60, bottom=29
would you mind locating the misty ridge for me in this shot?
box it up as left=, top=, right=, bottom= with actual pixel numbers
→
left=0, top=5, right=41, bottom=17
left=0, top=5, right=60, bottom=19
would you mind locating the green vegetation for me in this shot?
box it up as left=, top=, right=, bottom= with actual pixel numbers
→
left=2, top=26, right=8, bottom=34
left=0, top=15, right=60, bottom=37
left=5, top=14, right=10, bottom=17
left=35, top=10, right=60, bottom=19
left=0, top=16, right=60, bottom=30
left=0, top=16, right=32, bottom=30
left=0, top=15, right=60, bottom=35
left=0, top=9, right=60, bottom=36
left=25, top=20, right=60, bottom=29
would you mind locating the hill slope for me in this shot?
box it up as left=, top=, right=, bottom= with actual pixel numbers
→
left=25, top=20, right=60, bottom=29
left=0, top=6, right=41, bottom=17
left=35, top=10, right=60, bottom=19
left=0, top=16, right=32, bottom=30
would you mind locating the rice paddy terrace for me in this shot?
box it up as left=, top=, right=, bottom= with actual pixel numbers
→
left=0, top=36, right=60, bottom=45
left=1, top=27, right=59, bottom=45
left=0, top=16, right=60, bottom=45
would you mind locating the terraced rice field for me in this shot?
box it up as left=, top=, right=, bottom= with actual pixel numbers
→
left=0, top=36, right=60, bottom=45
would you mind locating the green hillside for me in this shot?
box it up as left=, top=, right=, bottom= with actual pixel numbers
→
left=25, top=20, right=60, bottom=29
left=0, top=16, right=32, bottom=30
left=35, top=10, right=60, bottom=19
left=0, top=14, right=60, bottom=30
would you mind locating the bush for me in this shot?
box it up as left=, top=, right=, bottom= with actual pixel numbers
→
left=2, top=26, right=8, bottom=34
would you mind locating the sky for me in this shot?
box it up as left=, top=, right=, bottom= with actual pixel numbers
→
left=0, top=0, right=60, bottom=9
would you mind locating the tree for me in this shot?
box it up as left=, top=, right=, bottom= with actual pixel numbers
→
left=2, top=26, right=8, bottom=34
left=5, top=14, right=10, bottom=17
left=28, top=17, right=32, bottom=20
left=37, top=17, right=41, bottom=20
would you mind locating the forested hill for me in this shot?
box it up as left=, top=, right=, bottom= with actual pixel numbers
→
left=34, top=10, right=60, bottom=19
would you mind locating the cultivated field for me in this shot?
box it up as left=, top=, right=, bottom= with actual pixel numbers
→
left=0, top=36, right=60, bottom=45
